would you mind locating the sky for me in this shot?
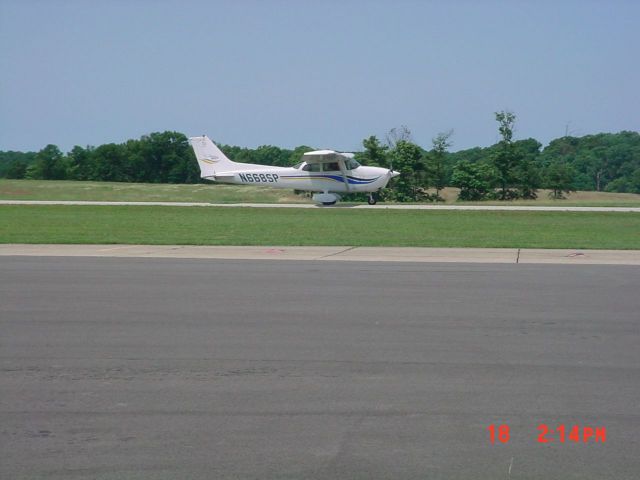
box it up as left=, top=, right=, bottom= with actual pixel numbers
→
left=1, top=0, right=638, bottom=153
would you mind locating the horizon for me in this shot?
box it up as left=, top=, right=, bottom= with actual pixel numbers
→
left=1, top=128, right=638, bottom=156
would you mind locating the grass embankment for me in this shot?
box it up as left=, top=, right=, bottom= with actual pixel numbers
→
left=2, top=179, right=640, bottom=206
left=1, top=205, right=638, bottom=249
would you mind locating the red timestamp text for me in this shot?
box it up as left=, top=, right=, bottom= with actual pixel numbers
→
left=487, top=424, right=606, bottom=444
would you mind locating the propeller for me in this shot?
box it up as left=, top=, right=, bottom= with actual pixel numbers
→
left=387, top=157, right=399, bottom=179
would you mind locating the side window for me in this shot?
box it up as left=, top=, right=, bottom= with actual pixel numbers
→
left=302, top=163, right=321, bottom=172
left=323, top=162, right=340, bottom=172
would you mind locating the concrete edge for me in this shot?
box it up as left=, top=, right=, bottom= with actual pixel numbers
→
left=1, top=245, right=640, bottom=265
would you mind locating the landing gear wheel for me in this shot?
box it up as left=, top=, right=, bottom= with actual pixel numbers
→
left=322, top=201, right=336, bottom=206
left=367, top=194, right=377, bottom=205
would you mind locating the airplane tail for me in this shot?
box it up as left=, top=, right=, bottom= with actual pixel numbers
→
left=188, top=135, right=237, bottom=178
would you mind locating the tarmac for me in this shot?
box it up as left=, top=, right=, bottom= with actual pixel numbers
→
left=1, top=256, right=639, bottom=479
left=2, top=244, right=640, bottom=265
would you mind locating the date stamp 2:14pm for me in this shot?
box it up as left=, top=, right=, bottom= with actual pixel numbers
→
left=488, top=424, right=607, bottom=444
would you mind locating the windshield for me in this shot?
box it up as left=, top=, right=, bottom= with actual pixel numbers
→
left=345, top=159, right=360, bottom=170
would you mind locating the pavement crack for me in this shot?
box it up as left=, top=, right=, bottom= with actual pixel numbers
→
left=319, top=246, right=357, bottom=259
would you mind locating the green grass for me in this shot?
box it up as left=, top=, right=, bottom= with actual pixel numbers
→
left=2, top=179, right=640, bottom=206
left=1, top=205, right=638, bottom=249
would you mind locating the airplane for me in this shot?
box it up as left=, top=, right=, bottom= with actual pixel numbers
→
left=189, top=135, right=399, bottom=205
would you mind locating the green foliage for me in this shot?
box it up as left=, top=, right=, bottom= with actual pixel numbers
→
left=30, top=144, right=67, bottom=180
left=355, top=135, right=388, bottom=167
left=540, top=131, right=640, bottom=192
left=605, top=168, right=640, bottom=194
left=451, top=161, right=497, bottom=201
left=543, top=161, right=576, bottom=199
left=66, top=146, right=94, bottom=180
left=5, top=160, right=28, bottom=179
left=491, top=111, right=523, bottom=199
left=512, top=139, right=542, bottom=199
left=426, top=130, right=453, bottom=199
left=385, top=140, right=427, bottom=201
left=0, top=151, right=36, bottom=178
left=289, top=145, right=315, bottom=166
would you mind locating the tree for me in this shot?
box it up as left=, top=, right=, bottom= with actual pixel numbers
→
left=605, top=168, right=640, bottom=194
left=5, top=160, right=27, bottom=179
left=492, top=111, right=521, bottom=199
left=66, top=146, right=94, bottom=180
left=544, top=161, right=576, bottom=199
left=254, top=145, right=289, bottom=167
left=385, top=140, right=426, bottom=202
left=91, top=143, right=129, bottom=182
left=0, top=151, right=36, bottom=178
left=451, top=161, right=497, bottom=201
left=426, top=130, right=453, bottom=200
left=288, top=145, right=314, bottom=166
left=385, top=125, right=412, bottom=150
left=31, top=144, right=66, bottom=180
left=539, top=131, right=640, bottom=193
left=355, top=135, right=388, bottom=167
left=512, top=139, right=542, bottom=199
left=386, top=140, right=427, bottom=202
left=131, top=131, right=193, bottom=183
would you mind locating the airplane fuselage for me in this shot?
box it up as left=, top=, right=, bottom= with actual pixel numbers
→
left=206, top=165, right=392, bottom=193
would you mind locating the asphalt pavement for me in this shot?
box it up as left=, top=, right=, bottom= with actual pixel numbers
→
left=1, top=257, right=639, bottom=479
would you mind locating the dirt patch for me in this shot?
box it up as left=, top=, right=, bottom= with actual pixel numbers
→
left=0, top=188, right=32, bottom=196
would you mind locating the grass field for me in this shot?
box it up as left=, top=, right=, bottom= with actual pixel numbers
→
left=0, top=179, right=304, bottom=203
left=1, top=205, right=638, bottom=249
left=2, top=179, right=640, bottom=206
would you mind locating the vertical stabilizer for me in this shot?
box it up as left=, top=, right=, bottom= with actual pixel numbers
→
left=188, top=135, right=237, bottom=178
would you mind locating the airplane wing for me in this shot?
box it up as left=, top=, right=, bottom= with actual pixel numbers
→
left=303, top=150, right=354, bottom=163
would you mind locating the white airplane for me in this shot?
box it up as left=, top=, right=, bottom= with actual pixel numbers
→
left=189, top=135, right=399, bottom=205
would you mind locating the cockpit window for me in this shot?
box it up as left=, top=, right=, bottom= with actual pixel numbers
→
left=323, top=162, right=340, bottom=172
left=302, top=163, right=321, bottom=172
left=293, top=162, right=304, bottom=169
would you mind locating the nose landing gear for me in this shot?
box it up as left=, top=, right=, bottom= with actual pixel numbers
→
left=367, top=193, right=377, bottom=205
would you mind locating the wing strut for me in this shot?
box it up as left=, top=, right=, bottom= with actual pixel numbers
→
left=338, top=158, right=351, bottom=192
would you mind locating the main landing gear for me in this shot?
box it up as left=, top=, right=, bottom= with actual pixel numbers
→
left=367, top=193, right=377, bottom=205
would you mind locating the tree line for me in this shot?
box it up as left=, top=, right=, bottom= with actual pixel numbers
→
left=1, top=115, right=639, bottom=200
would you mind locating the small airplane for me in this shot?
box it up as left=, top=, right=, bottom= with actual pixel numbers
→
left=189, top=135, right=399, bottom=205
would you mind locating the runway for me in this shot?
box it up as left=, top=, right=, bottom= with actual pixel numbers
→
left=2, top=199, right=640, bottom=212
left=1, top=257, right=639, bottom=479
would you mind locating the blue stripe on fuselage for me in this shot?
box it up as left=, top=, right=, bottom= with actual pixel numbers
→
left=280, top=174, right=380, bottom=185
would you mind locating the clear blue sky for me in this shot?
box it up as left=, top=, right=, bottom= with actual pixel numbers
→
left=1, top=0, right=638, bottom=153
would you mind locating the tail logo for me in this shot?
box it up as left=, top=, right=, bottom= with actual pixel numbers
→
left=201, top=154, right=219, bottom=164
